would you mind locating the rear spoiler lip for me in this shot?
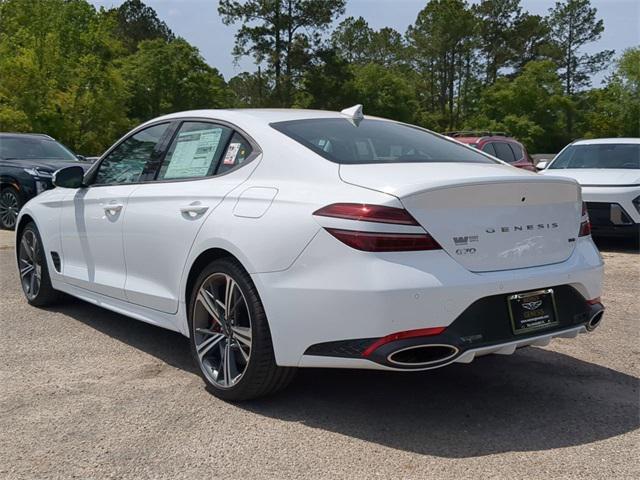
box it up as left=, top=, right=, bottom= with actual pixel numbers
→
left=339, top=167, right=580, bottom=199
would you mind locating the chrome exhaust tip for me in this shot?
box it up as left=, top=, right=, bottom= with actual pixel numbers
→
left=387, top=344, right=459, bottom=367
left=586, top=309, right=604, bottom=332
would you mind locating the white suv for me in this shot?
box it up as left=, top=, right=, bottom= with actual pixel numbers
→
left=539, top=138, right=640, bottom=238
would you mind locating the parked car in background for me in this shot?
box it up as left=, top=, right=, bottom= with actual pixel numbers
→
left=538, top=138, right=640, bottom=238
left=446, top=131, right=536, bottom=171
left=0, top=133, right=89, bottom=229
left=15, top=107, right=604, bottom=401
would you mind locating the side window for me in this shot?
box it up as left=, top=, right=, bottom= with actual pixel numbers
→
left=95, top=123, right=169, bottom=185
left=493, top=142, right=516, bottom=163
left=157, top=122, right=232, bottom=180
left=482, top=142, right=496, bottom=156
left=510, top=143, right=524, bottom=160
left=217, top=132, right=254, bottom=174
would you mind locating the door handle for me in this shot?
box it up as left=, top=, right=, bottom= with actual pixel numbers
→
left=180, top=205, right=209, bottom=218
left=103, top=203, right=123, bottom=215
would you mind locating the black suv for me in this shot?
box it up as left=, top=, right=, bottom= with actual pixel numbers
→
left=0, top=133, right=89, bottom=229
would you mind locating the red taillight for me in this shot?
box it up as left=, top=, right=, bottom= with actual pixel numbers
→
left=314, top=203, right=419, bottom=225
left=325, top=228, right=441, bottom=252
left=579, top=220, right=591, bottom=236
left=587, top=297, right=602, bottom=305
left=579, top=202, right=591, bottom=236
left=362, top=327, right=447, bottom=357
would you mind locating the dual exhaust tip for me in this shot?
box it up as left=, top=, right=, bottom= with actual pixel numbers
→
left=386, top=307, right=605, bottom=367
left=387, top=344, right=459, bottom=367
left=586, top=309, right=604, bottom=332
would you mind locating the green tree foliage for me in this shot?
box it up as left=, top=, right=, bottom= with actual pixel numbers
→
left=548, top=0, right=614, bottom=96
left=332, top=16, right=406, bottom=67
left=121, top=38, right=231, bottom=122
left=218, top=0, right=346, bottom=106
left=108, top=0, right=175, bottom=53
left=0, top=0, right=632, bottom=156
left=0, top=0, right=130, bottom=154
left=470, top=60, right=570, bottom=151
left=578, top=47, right=640, bottom=138
left=406, top=0, right=479, bottom=129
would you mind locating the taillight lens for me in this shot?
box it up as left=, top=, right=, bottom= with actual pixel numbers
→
left=314, top=203, right=419, bottom=225
left=579, top=201, right=591, bottom=237
left=325, top=228, right=441, bottom=252
left=314, top=203, right=442, bottom=252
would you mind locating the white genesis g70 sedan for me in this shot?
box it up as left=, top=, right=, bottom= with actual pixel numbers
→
left=15, top=107, right=605, bottom=400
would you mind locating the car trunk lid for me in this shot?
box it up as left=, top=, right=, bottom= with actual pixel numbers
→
left=340, top=163, right=582, bottom=272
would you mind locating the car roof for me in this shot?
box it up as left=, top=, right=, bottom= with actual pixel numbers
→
left=572, top=138, right=640, bottom=145
left=0, top=132, right=55, bottom=140
left=453, top=136, right=519, bottom=144
left=150, top=108, right=361, bottom=125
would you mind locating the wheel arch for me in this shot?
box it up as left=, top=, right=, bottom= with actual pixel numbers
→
left=15, top=213, right=36, bottom=249
left=184, top=247, right=250, bottom=308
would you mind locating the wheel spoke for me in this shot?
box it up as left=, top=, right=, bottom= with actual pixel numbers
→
left=197, top=333, right=225, bottom=361
left=29, top=270, right=36, bottom=294
left=21, top=237, right=32, bottom=260
left=197, top=289, right=224, bottom=327
left=192, top=271, right=253, bottom=389
left=20, top=263, right=34, bottom=278
left=231, top=325, right=252, bottom=348
left=223, top=342, right=233, bottom=386
left=234, top=340, right=250, bottom=362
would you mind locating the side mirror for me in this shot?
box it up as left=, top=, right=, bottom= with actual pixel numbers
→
left=53, top=166, right=86, bottom=188
left=536, top=160, right=548, bottom=170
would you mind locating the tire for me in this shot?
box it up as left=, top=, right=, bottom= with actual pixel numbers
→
left=0, top=186, right=22, bottom=230
left=18, top=222, right=59, bottom=307
left=188, top=258, right=295, bottom=401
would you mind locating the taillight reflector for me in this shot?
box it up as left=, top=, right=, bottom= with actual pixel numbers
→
left=362, top=327, right=447, bottom=357
left=314, top=203, right=419, bottom=225
left=579, top=220, right=591, bottom=236
left=326, top=228, right=441, bottom=252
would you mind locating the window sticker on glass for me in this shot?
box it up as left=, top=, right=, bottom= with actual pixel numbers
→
left=223, top=142, right=241, bottom=165
left=164, top=128, right=222, bottom=179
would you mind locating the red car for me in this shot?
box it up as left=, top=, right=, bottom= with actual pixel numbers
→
left=445, top=131, right=536, bottom=171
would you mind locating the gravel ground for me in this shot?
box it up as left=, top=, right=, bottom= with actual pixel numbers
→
left=0, top=229, right=638, bottom=479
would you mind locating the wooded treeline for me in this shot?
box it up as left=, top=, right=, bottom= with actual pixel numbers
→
left=0, top=0, right=638, bottom=155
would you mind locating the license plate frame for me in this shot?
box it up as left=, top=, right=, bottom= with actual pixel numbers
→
left=507, top=288, right=559, bottom=335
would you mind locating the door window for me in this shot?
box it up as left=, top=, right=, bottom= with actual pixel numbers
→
left=217, top=132, right=254, bottom=174
left=493, top=142, right=516, bottom=163
left=482, top=143, right=496, bottom=156
left=509, top=143, right=524, bottom=161
left=157, top=122, right=232, bottom=180
left=95, top=123, right=169, bottom=185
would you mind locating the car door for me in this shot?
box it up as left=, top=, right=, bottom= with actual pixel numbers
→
left=122, top=120, right=260, bottom=314
left=59, top=123, right=172, bottom=299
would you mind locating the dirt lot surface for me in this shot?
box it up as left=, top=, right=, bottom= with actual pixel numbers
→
left=0, top=229, right=638, bottom=479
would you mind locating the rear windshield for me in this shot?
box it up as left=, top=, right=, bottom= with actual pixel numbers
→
left=549, top=144, right=640, bottom=169
left=271, top=118, right=496, bottom=165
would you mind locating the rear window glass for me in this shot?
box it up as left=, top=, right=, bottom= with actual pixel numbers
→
left=271, top=118, right=496, bottom=165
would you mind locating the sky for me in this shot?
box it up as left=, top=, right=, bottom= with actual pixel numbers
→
left=91, top=0, right=640, bottom=84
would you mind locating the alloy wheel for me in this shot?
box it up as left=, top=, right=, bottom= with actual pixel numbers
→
left=19, top=229, right=41, bottom=300
left=0, top=190, right=19, bottom=229
left=193, top=273, right=252, bottom=388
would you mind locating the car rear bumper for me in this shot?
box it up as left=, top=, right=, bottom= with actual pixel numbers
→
left=252, top=229, right=604, bottom=368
